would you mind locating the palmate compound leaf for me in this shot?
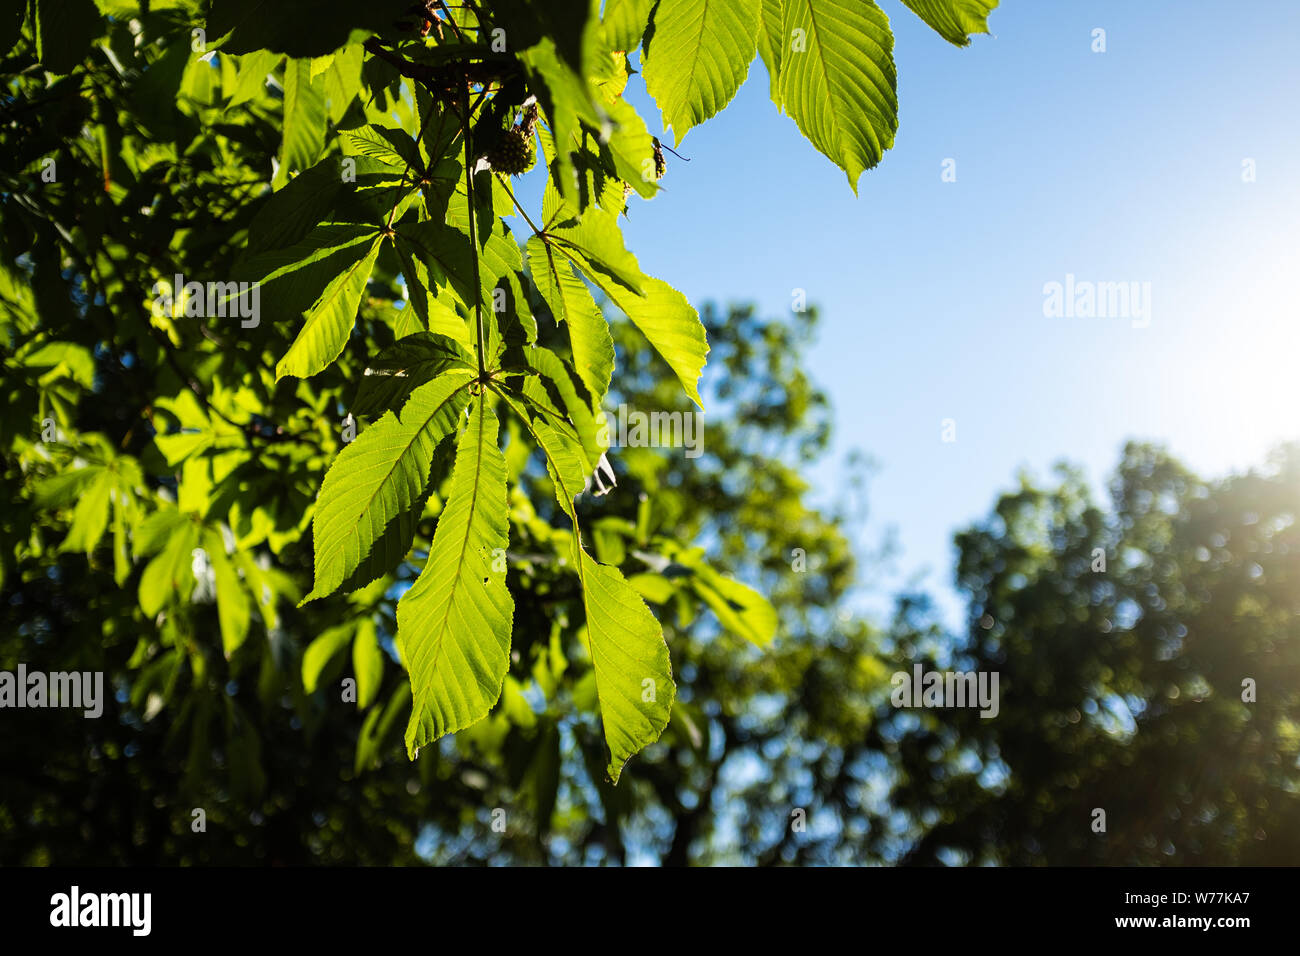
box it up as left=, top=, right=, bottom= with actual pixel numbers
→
left=302, top=369, right=476, bottom=604
left=642, top=0, right=761, bottom=142
left=398, top=396, right=514, bottom=758
left=498, top=391, right=674, bottom=782
left=777, top=0, right=897, bottom=191
left=901, top=0, right=998, bottom=47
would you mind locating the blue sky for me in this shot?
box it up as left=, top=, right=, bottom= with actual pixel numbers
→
left=534, top=1, right=1300, bottom=629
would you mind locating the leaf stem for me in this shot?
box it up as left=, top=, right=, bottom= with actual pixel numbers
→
left=495, top=172, right=545, bottom=237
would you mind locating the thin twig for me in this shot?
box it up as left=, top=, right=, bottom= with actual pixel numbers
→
left=495, top=173, right=545, bottom=237
left=460, top=78, right=487, bottom=380
left=436, top=0, right=467, bottom=43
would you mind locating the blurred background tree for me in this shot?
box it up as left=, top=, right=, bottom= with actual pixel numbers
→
left=867, top=444, right=1300, bottom=865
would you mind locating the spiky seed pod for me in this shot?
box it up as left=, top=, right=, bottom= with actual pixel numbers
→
left=487, top=125, right=535, bottom=176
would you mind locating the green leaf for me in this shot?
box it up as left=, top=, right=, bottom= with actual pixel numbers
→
left=778, top=0, right=897, bottom=190
left=33, top=0, right=100, bottom=75
left=279, top=61, right=327, bottom=184
left=61, top=470, right=112, bottom=554
left=355, top=683, right=410, bottom=773
left=628, top=572, right=675, bottom=604
left=901, top=0, right=998, bottom=47
left=602, top=0, right=654, bottom=51
left=342, top=124, right=421, bottom=170
left=399, top=397, right=514, bottom=758
left=207, top=0, right=412, bottom=58
left=233, top=550, right=295, bottom=631
left=34, top=451, right=134, bottom=559
left=515, top=38, right=604, bottom=213
left=243, top=223, right=380, bottom=327
left=541, top=188, right=707, bottom=406
left=275, top=235, right=382, bottom=380
left=756, top=0, right=784, bottom=99
left=530, top=719, right=562, bottom=837
left=468, top=221, right=538, bottom=358
left=352, top=333, right=473, bottom=418
left=681, top=557, right=778, bottom=646
left=485, top=0, right=601, bottom=79
left=600, top=95, right=660, bottom=200
left=138, top=521, right=199, bottom=617
left=336, top=485, right=431, bottom=596
left=322, top=44, right=364, bottom=123
left=304, top=369, right=475, bottom=603
left=209, top=543, right=253, bottom=657
left=310, top=53, right=336, bottom=81
left=111, top=497, right=131, bottom=586
left=226, top=50, right=277, bottom=109
left=527, top=235, right=613, bottom=402
left=642, top=0, right=760, bottom=141
left=352, top=618, right=384, bottom=709
left=279, top=59, right=327, bottom=186
left=605, top=275, right=708, bottom=409
left=544, top=192, right=643, bottom=293
left=303, top=624, right=355, bottom=693
left=134, top=509, right=189, bottom=558
left=504, top=400, right=674, bottom=782
left=22, top=341, right=95, bottom=390
left=393, top=220, right=479, bottom=312
left=579, top=553, right=676, bottom=781
left=246, top=159, right=344, bottom=255
left=394, top=240, right=474, bottom=348
left=521, top=348, right=607, bottom=472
